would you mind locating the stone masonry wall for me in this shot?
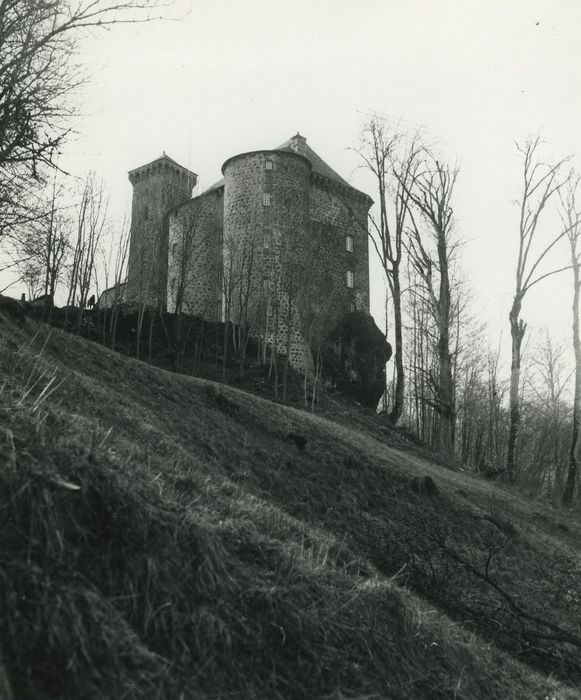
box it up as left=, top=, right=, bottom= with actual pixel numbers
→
left=167, top=188, right=223, bottom=320
left=308, top=175, right=371, bottom=321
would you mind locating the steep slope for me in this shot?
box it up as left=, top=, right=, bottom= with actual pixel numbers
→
left=0, top=315, right=580, bottom=699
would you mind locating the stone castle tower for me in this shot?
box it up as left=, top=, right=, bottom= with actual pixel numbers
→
left=125, top=154, right=197, bottom=306
left=124, top=134, right=373, bottom=370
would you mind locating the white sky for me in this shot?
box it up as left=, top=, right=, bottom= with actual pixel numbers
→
left=9, top=0, right=581, bottom=359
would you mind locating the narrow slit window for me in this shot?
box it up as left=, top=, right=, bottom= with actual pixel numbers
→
left=263, top=193, right=272, bottom=206
left=346, top=234, right=354, bottom=252
left=346, top=270, right=354, bottom=288
left=265, top=160, right=273, bottom=170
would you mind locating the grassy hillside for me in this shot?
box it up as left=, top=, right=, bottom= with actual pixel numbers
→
left=0, top=313, right=580, bottom=699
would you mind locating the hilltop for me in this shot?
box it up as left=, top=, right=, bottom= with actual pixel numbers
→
left=0, top=312, right=580, bottom=699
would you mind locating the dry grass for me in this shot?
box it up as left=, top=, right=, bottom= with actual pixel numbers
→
left=0, top=314, right=580, bottom=699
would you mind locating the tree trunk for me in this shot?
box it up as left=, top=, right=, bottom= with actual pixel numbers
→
left=222, top=321, right=229, bottom=382
left=136, top=303, right=146, bottom=360
left=282, top=292, right=293, bottom=403
left=564, top=402, right=579, bottom=505
left=564, top=254, right=581, bottom=504
left=438, top=328, right=454, bottom=457
left=110, top=302, right=120, bottom=351
left=388, top=267, right=405, bottom=425
left=148, top=309, right=155, bottom=364
left=437, top=237, right=454, bottom=458
left=507, top=298, right=525, bottom=483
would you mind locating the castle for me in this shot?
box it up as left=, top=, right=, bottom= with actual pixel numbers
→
left=123, top=133, right=372, bottom=369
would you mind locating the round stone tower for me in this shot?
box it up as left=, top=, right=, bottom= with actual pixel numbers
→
left=126, top=154, right=197, bottom=308
left=222, top=148, right=313, bottom=368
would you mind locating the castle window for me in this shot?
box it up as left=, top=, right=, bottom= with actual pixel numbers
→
left=265, top=160, right=273, bottom=170
left=346, top=234, right=354, bottom=252
left=264, top=230, right=271, bottom=249
left=144, top=205, right=149, bottom=221
left=263, top=193, right=272, bottom=206
left=346, top=270, right=354, bottom=288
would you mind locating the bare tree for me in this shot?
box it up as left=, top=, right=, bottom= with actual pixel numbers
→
left=133, top=245, right=155, bottom=361
left=0, top=0, right=172, bottom=268
left=167, top=201, right=215, bottom=373
left=506, top=137, right=570, bottom=482
left=277, top=215, right=311, bottom=401
left=300, top=255, right=345, bottom=410
left=559, top=176, right=581, bottom=504
left=519, top=332, right=572, bottom=495
left=0, top=1, right=169, bottom=172
left=20, top=257, right=44, bottom=301
left=40, top=179, right=70, bottom=316
left=221, top=219, right=259, bottom=379
left=452, top=294, right=488, bottom=466
left=12, top=173, right=71, bottom=315
left=0, top=180, right=47, bottom=251
left=67, top=172, right=109, bottom=329
left=260, top=231, right=283, bottom=396
left=404, top=262, right=433, bottom=441
left=234, top=228, right=258, bottom=374
left=221, top=241, right=234, bottom=382
left=405, top=149, right=459, bottom=458
left=99, top=215, right=130, bottom=349
left=484, top=345, right=508, bottom=469
left=358, top=121, right=420, bottom=425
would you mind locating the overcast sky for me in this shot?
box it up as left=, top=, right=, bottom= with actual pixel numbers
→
left=22, top=0, right=581, bottom=354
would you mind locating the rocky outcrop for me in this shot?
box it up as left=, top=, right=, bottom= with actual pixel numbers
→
left=320, top=311, right=392, bottom=410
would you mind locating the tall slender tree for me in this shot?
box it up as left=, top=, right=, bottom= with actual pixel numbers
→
left=506, top=137, right=570, bottom=482
left=358, top=122, right=420, bottom=425
left=559, top=176, right=581, bottom=504
left=167, top=202, right=206, bottom=372
left=13, top=174, right=70, bottom=315
left=404, top=149, right=459, bottom=458
left=99, top=215, right=130, bottom=349
left=67, top=172, right=109, bottom=329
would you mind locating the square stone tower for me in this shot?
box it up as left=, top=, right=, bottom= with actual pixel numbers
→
left=126, top=154, right=197, bottom=308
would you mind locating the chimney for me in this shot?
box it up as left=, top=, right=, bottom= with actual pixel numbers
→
left=289, top=132, right=307, bottom=157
